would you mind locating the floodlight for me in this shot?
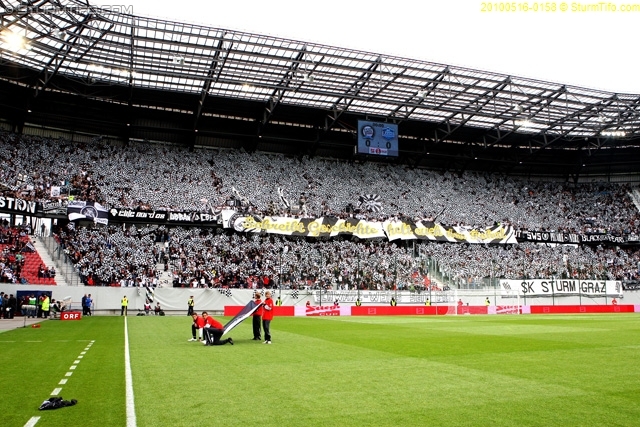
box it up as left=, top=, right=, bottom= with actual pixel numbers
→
left=2, top=30, right=28, bottom=52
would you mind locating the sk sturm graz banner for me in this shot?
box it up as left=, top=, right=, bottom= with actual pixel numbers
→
left=500, top=279, right=623, bottom=297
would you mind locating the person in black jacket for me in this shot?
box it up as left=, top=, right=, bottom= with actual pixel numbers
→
left=252, top=292, right=262, bottom=340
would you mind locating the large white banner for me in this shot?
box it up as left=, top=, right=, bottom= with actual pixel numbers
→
left=500, top=279, right=623, bottom=297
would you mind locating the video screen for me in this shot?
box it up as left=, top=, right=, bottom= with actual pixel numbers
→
left=356, top=120, right=399, bottom=157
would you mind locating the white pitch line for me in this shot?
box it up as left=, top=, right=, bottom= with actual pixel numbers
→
left=24, top=416, right=40, bottom=427
left=124, top=317, right=137, bottom=427
left=23, top=345, right=92, bottom=427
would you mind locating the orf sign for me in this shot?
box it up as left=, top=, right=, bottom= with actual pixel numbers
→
left=61, top=311, right=82, bottom=321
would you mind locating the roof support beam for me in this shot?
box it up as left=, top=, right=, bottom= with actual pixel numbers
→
left=33, top=17, right=113, bottom=96
left=324, top=56, right=382, bottom=132
left=260, top=46, right=307, bottom=128
left=192, top=36, right=227, bottom=130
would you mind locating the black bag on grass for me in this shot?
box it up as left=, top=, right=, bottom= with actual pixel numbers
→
left=39, top=397, right=77, bottom=410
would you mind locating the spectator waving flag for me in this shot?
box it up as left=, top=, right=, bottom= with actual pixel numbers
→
left=358, top=194, right=383, bottom=213
left=277, top=187, right=291, bottom=209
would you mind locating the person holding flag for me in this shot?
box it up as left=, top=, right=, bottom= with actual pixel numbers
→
left=252, top=292, right=263, bottom=341
left=202, top=312, right=234, bottom=346
left=262, top=291, right=274, bottom=344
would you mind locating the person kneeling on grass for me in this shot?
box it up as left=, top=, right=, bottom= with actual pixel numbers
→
left=201, top=311, right=233, bottom=346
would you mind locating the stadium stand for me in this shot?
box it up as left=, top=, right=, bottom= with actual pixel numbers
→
left=1, top=132, right=639, bottom=235
left=0, top=131, right=639, bottom=290
left=0, top=224, right=56, bottom=285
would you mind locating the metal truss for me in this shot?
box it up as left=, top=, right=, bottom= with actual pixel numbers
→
left=1, top=0, right=638, bottom=153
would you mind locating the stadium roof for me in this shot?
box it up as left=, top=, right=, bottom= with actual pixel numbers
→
left=1, top=0, right=640, bottom=177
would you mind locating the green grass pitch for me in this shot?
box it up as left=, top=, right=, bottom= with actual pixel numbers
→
left=2, top=314, right=640, bottom=427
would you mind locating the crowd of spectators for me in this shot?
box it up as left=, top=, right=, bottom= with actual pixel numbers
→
left=56, top=224, right=161, bottom=288
left=54, top=223, right=640, bottom=291
left=422, top=242, right=640, bottom=286
left=0, top=222, right=32, bottom=284
left=2, top=132, right=639, bottom=236
left=1, top=131, right=639, bottom=289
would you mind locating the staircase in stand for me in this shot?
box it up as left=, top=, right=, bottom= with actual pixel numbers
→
left=32, top=237, right=69, bottom=286
left=0, top=236, right=63, bottom=285
left=156, top=243, right=173, bottom=287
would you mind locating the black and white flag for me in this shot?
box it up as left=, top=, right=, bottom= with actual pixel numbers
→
left=144, top=285, right=154, bottom=303
left=21, top=242, right=36, bottom=253
left=67, top=201, right=108, bottom=225
left=218, top=288, right=232, bottom=298
left=358, top=194, right=383, bottom=213
left=222, top=300, right=262, bottom=337
left=277, top=187, right=291, bottom=209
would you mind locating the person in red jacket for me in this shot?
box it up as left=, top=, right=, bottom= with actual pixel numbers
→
left=189, top=312, right=205, bottom=342
left=202, top=312, right=234, bottom=346
left=262, top=291, right=274, bottom=344
left=252, top=291, right=263, bottom=341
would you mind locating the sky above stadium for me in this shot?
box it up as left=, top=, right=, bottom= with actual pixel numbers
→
left=92, top=0, right=639, bottom=93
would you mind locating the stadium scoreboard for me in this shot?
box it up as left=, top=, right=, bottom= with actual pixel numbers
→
left=356, top=120, right=399, bottom=157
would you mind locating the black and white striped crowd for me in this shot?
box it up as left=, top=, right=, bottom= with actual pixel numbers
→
left=1, top=132, right=639, bottom=289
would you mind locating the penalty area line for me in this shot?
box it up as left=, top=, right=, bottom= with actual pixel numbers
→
left=124, top=316, right=137, bottom=427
